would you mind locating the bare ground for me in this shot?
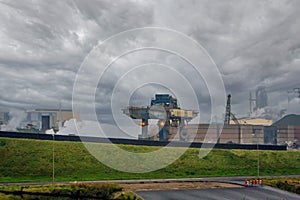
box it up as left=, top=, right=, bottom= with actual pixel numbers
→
left=121, top=181, right=242, bottom=191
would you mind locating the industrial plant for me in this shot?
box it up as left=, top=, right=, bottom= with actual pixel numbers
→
left=123, top=93, right=300, bottom=148
left=0, top=109, right=79, bottom=133
left=0, top=89, right=299, bottom=148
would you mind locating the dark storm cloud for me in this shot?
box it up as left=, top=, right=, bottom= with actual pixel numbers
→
left=0, top=0, right=153, bottom=111
left=151, top=0, right=300, bottom=118
left=0, top=0, right=299, bottom=122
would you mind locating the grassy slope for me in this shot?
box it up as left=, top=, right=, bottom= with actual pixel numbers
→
left=265, top=177, right=300, bottom=194
left=0, top=183, right=141, bottom=199
left=0, top=138, right=300, bottom=182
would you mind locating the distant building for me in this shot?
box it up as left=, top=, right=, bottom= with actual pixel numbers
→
left=167, top=124, right=265, bottom=144
left=164, top=115, right=299, bottom=145
left=0, top=109, right=79, bottom=132
left=249, top=86, right=268, bottom=115
left=255, top=86, right=268, bottom=110
left=272, top=114, right=300, bottom=144
left=0, top=111, right=9, bottom=125
left=272, top=114, right=300, bottom=127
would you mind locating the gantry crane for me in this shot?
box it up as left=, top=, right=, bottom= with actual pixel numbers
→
left=122, top=94, right=198, bottom=141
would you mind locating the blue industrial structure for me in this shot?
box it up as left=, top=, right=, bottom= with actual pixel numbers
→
left=150, top=94, right=178, bottom=108
left=122, top=94, right=198, bottom=141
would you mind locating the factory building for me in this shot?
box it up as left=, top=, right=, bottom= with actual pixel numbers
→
left=169, top=124, right=265, bottom=144
left=272, top=114, right=300, bottom=145
left=0, top=109, right=79, bottom=133
left=0, top=112, right=9, bottom=125
left=157, top=114, right=300, bottom=146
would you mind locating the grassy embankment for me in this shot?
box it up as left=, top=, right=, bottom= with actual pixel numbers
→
left=265, top=177, right=300, bottom=194
left=0, top=183, right=140, bottom=199
left=0, top=137, right=300, bottom=182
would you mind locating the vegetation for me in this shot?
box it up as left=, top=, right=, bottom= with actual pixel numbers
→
left=265, top=177, right=300, bottom=194
left=0, top=183, right=141, bottom=199
left=0, top=137, right=300, bottom=182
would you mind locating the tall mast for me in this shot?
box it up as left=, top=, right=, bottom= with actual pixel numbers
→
left=224, top=94, right=231, bottom=125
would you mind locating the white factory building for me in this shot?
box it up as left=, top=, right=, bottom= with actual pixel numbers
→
left=0, top=109, right=79, bottom=133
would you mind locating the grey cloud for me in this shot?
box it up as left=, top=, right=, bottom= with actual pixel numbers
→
left=0, top=0, right=299, bottom=124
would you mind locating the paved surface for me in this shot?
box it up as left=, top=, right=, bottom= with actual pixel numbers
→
left=1, top=176, right=300, bottom=199
left=1, top=175, right=300, bottom=186
left=136, top=186, right=300, bottom=200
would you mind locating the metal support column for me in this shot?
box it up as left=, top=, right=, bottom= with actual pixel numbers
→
left=141, top=118, right=148, bottom=139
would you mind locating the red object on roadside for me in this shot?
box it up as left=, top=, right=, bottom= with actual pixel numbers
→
left=246, top=179, right=267, bottom=186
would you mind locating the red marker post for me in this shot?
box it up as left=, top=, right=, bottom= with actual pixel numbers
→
left=245, top=179, right=264, bottom=187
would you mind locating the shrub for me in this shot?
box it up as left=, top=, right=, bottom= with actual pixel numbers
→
left=113, top=191, right=142, bottom=200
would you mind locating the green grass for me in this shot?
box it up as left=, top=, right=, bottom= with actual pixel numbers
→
left=265, top=177, right=300, bottom=194
left=0, top=137, right=300, bottom=182
left=0, top=183, right=141, bottom=199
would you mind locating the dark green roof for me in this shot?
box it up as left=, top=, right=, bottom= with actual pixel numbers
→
left=272, top=114, right=300, bottom=127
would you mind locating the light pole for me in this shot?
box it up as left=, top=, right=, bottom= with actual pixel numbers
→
left=252, top=129, right=260, bottom=178
left=257, top=136, right=259, bottom=178
left=52, top=131, right=55, bottom=186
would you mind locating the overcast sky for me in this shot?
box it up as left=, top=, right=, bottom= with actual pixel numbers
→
left=1, top=0, right=300, bottom=125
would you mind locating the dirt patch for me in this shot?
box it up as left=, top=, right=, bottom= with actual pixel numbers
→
left=121, top=181, right=242, bottom=191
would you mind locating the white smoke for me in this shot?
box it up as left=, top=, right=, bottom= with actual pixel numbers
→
left=45, top=129, right=55, bottom=135
left=45, top=118, right=138, bottom=139
left=0, top=110, right=26, bottom=131
left=57, top=118, right=78, bottom=135
left=287, top=97, right=300, bottom=115
left=146, top=119, right=159, bottom=138
left=250, top=106, right=287, bottom=123
left=45, top=119, right=78, bottom=136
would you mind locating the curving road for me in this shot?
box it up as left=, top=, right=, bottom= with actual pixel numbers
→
left=1, top=176, right=300, bottom=199
left=136, top=186, right=300, bottom=200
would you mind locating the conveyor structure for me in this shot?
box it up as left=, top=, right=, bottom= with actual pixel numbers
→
left=122, top=94, right=198, bottom=141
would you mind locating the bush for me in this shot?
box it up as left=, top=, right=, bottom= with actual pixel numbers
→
left=0, top=183, right=128, bottom=199
left=68, top=183, right=122, bottom=199
left=113, top=191, right=142, bottom=200
left=274, top=180, right=300, bottom=194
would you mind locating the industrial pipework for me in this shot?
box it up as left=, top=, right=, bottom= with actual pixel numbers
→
left=122, top=94, right=198, bottom=141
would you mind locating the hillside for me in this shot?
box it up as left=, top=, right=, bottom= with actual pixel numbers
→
left=0, top=137, right=300, bottom=182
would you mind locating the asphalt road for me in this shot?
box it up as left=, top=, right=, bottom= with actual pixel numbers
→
left=136, top=186, right=300, bottom=200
